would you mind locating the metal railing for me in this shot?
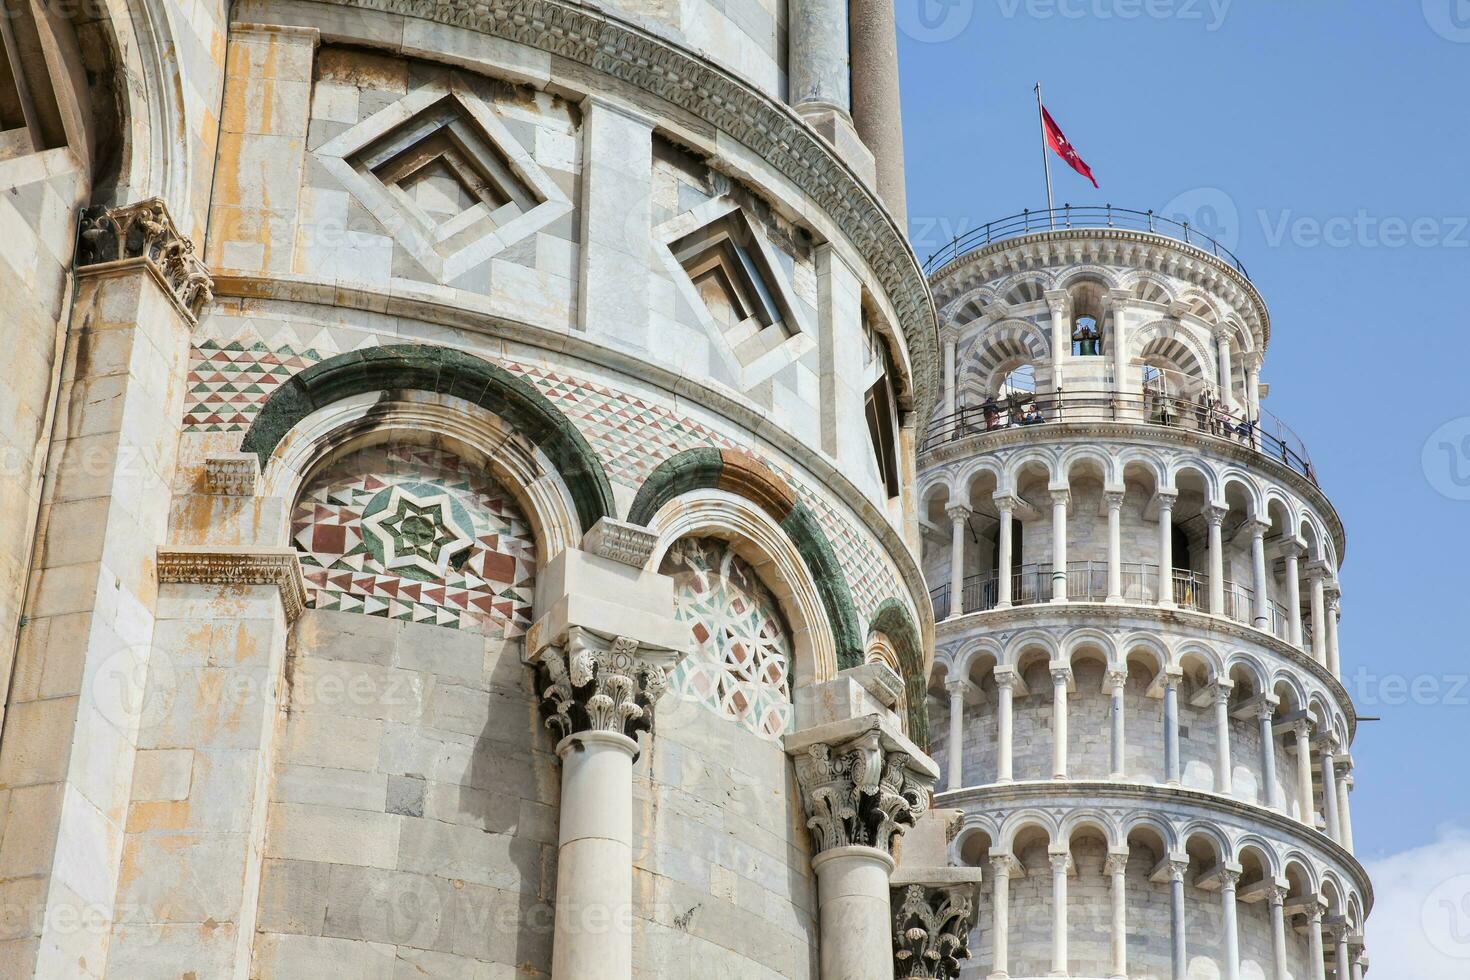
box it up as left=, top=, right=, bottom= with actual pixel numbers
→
left=923, top=204, right=1251, bottom=279
left=921, top=390, right=1316, bottom=485
left=1172, top=569, right=1210, bottom=612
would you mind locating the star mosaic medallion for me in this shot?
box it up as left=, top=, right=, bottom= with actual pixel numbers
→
left=359, top=483, right=476, bottom=580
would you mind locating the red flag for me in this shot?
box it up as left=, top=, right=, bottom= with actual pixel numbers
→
left=1041, top=105, right=1099, bottom=189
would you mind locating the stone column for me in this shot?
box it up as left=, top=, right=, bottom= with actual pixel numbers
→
left=1325, top=587, right=1342, bottom=677
left=1337, top=764, right=1356, bottom=852
left=1050, top=488, right=1070, bottom=603
left=1109, top=290, right=1132, bottom=390
left=990, top=854, right=1016, bottom=977
left=1268, top=886, right=1290, bottom=980
left=1047, top=291, right=1070, bottom=390
left=995, top=668, right=1018, bottom=783
left=1318, top=736, right=1341, bottom=842
left=1294, top=721, right=1316, bottom=826
left=1220, top=869, right=1242, bottom=980
left=890, top=880, right=980, bottom=979
left=1157, top=490, right=1177, bottom=607
left=1216, top=330, right=1235, bottom=410
left=788, top=720, right=937, bottom=980
left=1105, top=489, right=1126, bottom=602
left=1257, top=700, right=1281, bottom=810
left=790, top=0, right=851, bottom=118
left=1214, top=685, right=1234, bottom=795
left=1106, top=849, right=1129, bottom=979
left=1332, top=925, right=1352, bottom=980
left=1246, top=355, right=1263, bottom=424
left=1205, top=505, right=1227, bottom=615
left=948, top=504, right=971, bottom=617
left=1307, top=902, right=1328, bottom=980
left=1284, top=540, right=1305, bottom=648
left=1307, top=562, right=1329, bottom=665
left=1168, top=857, right=1189, bottom=980
left=943, top=338, right=957, bottom=419
left=1349, top=948, right=1367, bottom=980
left=1163, top=669, right=1183, bottom=786
left=995, top=494, right=1017, bottom=609
left=944, top=679, right=972, bottom=790
left=1051, top=665, right=1072, bottom=780
left=849, top=0, right=908, bottom=223
left=1050, top=849, right=1071, bottom=976
left=1247, top=519, right=1270, bottom=629
left=1107, top=668, right=1128, bottom=780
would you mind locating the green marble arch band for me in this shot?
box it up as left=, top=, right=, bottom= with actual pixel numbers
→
left=866, top=597, right=928, bottom=746
left=240, top=344, right=616, bottom=534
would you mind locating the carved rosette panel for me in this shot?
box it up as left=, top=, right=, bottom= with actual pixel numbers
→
left=890, top=883, right=976, bottom=979
left=534, top=627, right=675, bottom=741
left=793, top=730, right=934, bottom=855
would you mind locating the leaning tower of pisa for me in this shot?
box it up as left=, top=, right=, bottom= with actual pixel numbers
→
left=920, top=208, right=1370, bottom=979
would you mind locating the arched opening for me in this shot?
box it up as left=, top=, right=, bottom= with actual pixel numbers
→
left=1124, top=823, right=1174, bottom=977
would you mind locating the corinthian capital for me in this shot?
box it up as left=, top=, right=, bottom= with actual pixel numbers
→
left=530, top=626, right=680, bottom=741
left=789, top=726, right=936, bottom=856
left=890, top=882, right=976, bottom=979
left=77, top=198, right=214, bottom=317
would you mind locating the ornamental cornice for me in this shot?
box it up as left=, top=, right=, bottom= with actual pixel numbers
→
left=919, top=420, right=1347, bottom=564
left=937, top=780, right=1373, bottom=910
left=156, top=546, right=307, bottom=622
left=933, top=602, right=1358, bottom=739
left=928, top=227, right=1269, bottom=351
left=292, top=0, right=939, bottom=418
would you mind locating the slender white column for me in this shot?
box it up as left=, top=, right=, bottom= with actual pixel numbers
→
left=1308, top=564, right=1328, bottom=665
left=1157, top=490, right=1177, bottom=607
left=1221, top=869, right=1242, bottom=980
left=1051, top=666, right=1071, bottom=780
left=1294, top=721, right=1315, bottom=826
left=1205, top=505, right=1227, bottom=616
left=553, top=730, right=639, bottom=980
left=1163, top=670, right=1182, bottom=786
left=1108, top=668, right=1128, bottom=780
left=1285, top=544, right=1304, bottom=648
left=995, top=668, right=1017, bottom=783
left=1214, top=685, right=1234, bottom=795
left=1319, top=738, right=1342, bottom=841
left=1248, top=519, right=1270, bottom=629
left=1333, top=928, right=1352, bottom=980
left=990, top=854, right=1014, bottom=977
left=1325, top=588, right=1342, bottom=677
left=1106, top=489, right=1125, bottom=602
left=1050, top=488, right=1070, bottom=603
left=1338, top=767, right=1356, bottom=852
left=1247, top=356, right=1262, bottom=423
left=1307, top=903, right=1328, bottom=980
left=1349, top=949, right=1366, bottom=980
left=995, top=493, right=1017, bottom=609
left=1268, top=886, right=1290, bottom=980
left=1258, top=700, right=1281, bottom=810
left=945, top=679, right=968, bottom=790
left=943, top=337, right=957, bottom=418
left=1110, top=293, right=1131, bottom=390
left=1216, top=330, right=1235, bottom=410
left=812, top=847, right=896, bottom=980
left=789, top=0, right=851, bottom=115
left=947, top=504, right=971, bottom=618
left=1048, top=293, right=1069, bottom=389
left=1168, top=858, right=1189, bottom=980
left=1050, top=850, right=1070, bottom=977
left=1106, top=850, right=1129, bottom=979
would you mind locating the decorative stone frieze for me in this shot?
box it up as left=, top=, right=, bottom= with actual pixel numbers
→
left=203, top=453, right=262, bottom=496
left=890, top=882, right=975, bottom=979
left=788, top=724, right=935, bottom=854
left=580, top=517, right=660, bottom=568
left=156, top=546, right=307, bottom=622
left=530, top=626, right=680, bottom=741
left=76, top=198, right=214, bottom=317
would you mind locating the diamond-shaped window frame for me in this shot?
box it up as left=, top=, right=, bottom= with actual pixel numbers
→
left=316, top=82, right=570, bottom=283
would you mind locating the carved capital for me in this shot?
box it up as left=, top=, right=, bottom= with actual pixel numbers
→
left=156, top=546, right=306, bottom=623
left=891, top=882, right=976, bottom=979
left=791, top=728, right=934, bottom=856
left=944, top=504, right=972, bottom=525
left=1048, top=851, right=1072, bottom=875
left=1203, top=504, right=1229, bottom=526
left=1103, top=489, right=1127, bottom=510
left=1105, top=667, right=1128, bottom=692
left=1167, top=858, right=1190, bottom=884
left=1266, top=884, right=1287, bottom=907
left=989, top=853, right=1018, bottom=878
left=529, top=626, right=679, bottom=741
left=77, top=198, right=213, bottom=318
left=1104, top=851, right=1129, bottom=876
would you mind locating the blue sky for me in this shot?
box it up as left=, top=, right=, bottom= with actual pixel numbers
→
left=896, top=1, right=1470, bottom=967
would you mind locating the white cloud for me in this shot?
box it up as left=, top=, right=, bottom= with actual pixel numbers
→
left=1364, top=825, right=1470, bottom=978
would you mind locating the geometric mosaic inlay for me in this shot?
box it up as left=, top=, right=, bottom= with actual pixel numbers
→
left=291, top=445, right=535, bottom=635
left=184, top=339, right=326, bottom=432
left=660, top=537, right=794, bottom=740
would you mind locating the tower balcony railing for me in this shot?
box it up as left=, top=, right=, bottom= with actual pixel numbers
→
left=920, top=389, right=1316, bottom=485
left=922, top=204, right=1252, bottom=279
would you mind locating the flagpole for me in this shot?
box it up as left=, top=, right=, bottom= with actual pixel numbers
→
left=1035, top=82, right=1055, bottom=228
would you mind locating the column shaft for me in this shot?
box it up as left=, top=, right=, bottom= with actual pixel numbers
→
left=1052, top=671, right=1069, bottom=780
left=1207, top=510, right=1226, bottom=615
left=1326, top=595, right=1342, bottom=676
left=1251, top=524, right=1270, bottom=629
left=991, top=861, right=1011, bottom=977
left=1106, top=492, right=1124, bottom=602
left=1217, top=333, right=1235, bottom=409
left=849, top=0, right=908, bottom=222
left=1286, top=553, right=1304, bottom=647
left=789, top=0, right=851, bottom=113
left=1269, top=894, right=1290, bottom=980
left=1295, top=725, right=1316, bottom=826
left=948, top=508, right=968, bottom=617
left=997, top=502, right=1014, bottom=608
left=1259, top=709, right=1280, bottom=809
left=1050, top=854, right=1069, bottom=976
left=997, top=680, right=1015, bottom=783
left=1321, top=750, right=1341, bottom=841
left=1109, top=674, right=1127, bottom=780
left=1309, top=912, right=1327, bottom=980
left=1107, top=855, right=1128, bottom=979
left=813, top=847, right=896, bottom=980
left=1163, top=678, right=1181, bottom=786
left=1222, top=877, right=1241, bottom=980
left=943, top=339, right=957, bottom=418
left=1309, top=575, right=1327, bottom=664
left=1334, top=935, right=1351, bottom=980
left=1051, top=491, right=1069, bottom=602
left=1170, top=867, right=1188, bottom=980
left=946, top=686, right=965, bottom=790
left=1339, top=776, right=1356, bottom=852
left=1215, top=690, right=1234, bottom=795
left=1158, top=499, right=1175, bottom=607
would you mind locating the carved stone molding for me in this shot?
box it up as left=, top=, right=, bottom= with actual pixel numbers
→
left=890, top=882, right=976, bottom=979
left=580, top=517, right=659, bottom=569
left=156, top=546, right=307, bottom=622
left=791, top=727, right=934, bottom=855
left=303, top=0, right=938, bottom=416
left=529, top=626, right=680, bottom=741
left=77, top=198, right=214, bottom=318
left=203, top=453, right=262, bottom=496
